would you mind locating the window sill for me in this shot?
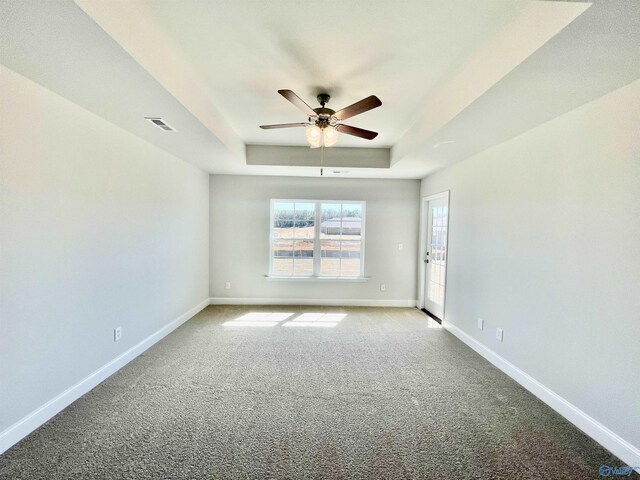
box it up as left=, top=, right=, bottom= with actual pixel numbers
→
left=265, top=275, right=370, bottom=282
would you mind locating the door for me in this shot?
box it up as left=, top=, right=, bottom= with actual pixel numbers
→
left=423, top=196, right=449, bottom=319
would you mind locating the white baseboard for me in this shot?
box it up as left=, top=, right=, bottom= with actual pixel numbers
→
left=0, top=298, right=210, bottom=455
left=209, top=297, right=417, bottom=307
left=443, top=321, right=640, bottom=472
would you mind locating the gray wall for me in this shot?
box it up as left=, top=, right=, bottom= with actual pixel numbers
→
left=421, top=80, right=640, bottom=448
left=210, top=175, right=420, bottom=304
left=0, top=66, right=210, bottom=432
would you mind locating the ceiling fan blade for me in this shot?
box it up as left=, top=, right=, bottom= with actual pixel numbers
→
left=336, top=124, right=378, bottom=140
left=260, top=122, right=309, bottom=129
left=278, top=90, right=317, bottom=117
left=333, top=95, right=382, bottom=121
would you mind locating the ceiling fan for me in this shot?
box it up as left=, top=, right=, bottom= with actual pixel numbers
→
left=260, top=90, right=382, bottom=148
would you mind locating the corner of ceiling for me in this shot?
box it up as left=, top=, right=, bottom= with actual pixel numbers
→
left=390, top=0, right=591, bottom=174
left=74, top=0, right=246, bottom=164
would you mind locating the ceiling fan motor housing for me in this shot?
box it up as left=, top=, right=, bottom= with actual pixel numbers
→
left=312, top=110, right=335, bottom=128
left=312, top=94, right=334, bottom=128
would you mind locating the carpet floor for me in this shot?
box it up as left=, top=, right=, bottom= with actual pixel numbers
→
left=0, top=305, right=635, bottom=479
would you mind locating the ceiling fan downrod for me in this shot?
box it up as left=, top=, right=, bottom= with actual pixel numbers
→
left=317, top=93, right=330, bottom=108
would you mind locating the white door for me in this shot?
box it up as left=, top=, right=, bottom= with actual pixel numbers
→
left=423, top=196, right=449, bottom=319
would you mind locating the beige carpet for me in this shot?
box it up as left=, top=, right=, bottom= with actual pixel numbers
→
left=0, top=305, right=635, bottom=479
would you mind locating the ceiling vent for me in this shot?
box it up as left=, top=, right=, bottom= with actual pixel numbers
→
left=145, top=117, right=177, bottom=132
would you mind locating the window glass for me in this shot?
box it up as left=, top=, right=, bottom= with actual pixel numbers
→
left=273, top=202, right=294, bottom=239
left=272, top=239, right=293, bottom=275
left=293, top=240, right=314, bottom=276
left=340, top=241, right=361, bottom=277
left=271, top=201, right=365, bottom=278
left=294, top=202, right=315, bottom=239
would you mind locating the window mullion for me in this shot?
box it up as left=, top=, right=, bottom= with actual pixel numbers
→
left=291, top=203, right=295, bottom=276
left=339, top=204, right=343, bottom=276
left=313, top=202, right=321, bottom=276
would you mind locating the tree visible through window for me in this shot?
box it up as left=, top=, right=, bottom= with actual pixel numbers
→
left=270, top=200, right=365, bottom=278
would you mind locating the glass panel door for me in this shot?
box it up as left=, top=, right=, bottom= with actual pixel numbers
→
left=424, top=197, right=448, bottom=318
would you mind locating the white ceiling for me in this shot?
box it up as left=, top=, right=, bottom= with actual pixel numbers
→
left=1, top=0, right=639, bottom=179
left=136, top=0, right=530, bottom=148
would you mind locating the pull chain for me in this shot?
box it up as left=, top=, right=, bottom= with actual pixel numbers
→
left=320, top=144, right=324, bottom=176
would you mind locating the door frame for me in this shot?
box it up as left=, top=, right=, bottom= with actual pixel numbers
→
left=418, top=190, right=450, bottom=318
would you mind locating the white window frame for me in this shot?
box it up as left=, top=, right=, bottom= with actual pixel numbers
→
left=269, top=199, right=366, bottom=280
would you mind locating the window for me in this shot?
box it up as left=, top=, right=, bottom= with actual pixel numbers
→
left=270, top=200, right=365, bottom=278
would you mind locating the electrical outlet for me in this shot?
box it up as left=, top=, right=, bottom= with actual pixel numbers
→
left=398, top=243, right=403, bottom=251
left=496, top=328, right=504, bottom=342
left=477, top=318, right=484, bottom=330
left=114, top=327, right=122, bottom=342
left=380, top=283, right=386, bottom=292
left=225, top=281, right=231, bottom=289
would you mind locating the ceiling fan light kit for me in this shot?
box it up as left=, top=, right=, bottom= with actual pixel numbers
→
left=305, top=125, right=322, bottom=148
left=260, top=90, right=382, bottom=148
left=323, top=125, right=338, bottom=147
left=306, top=125, right=338, bottom=148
